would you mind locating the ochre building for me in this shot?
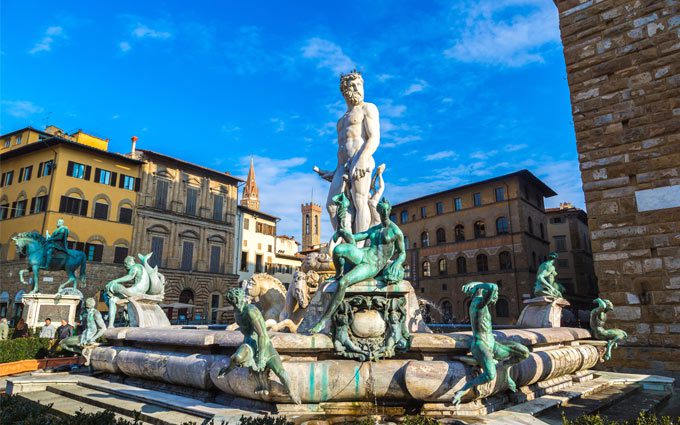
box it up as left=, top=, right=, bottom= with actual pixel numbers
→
left=394, top=170, right=557, bottom=325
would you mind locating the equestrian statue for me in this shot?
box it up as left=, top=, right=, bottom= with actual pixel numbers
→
left=12, top=218, right=87, bottom=294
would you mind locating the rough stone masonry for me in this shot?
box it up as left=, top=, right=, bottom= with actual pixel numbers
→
left=553, top=0, right=680, bottom=376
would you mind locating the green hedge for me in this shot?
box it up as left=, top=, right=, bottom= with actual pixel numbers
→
left=0, top=337, right=52, bottom=363
left=563, top=413, right=679, bottom=425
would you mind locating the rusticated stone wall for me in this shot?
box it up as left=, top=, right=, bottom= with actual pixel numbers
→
left=554, top=0, right=680, bottom=376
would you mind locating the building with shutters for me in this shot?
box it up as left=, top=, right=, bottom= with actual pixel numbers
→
left=128, top=148, right=242, bottom=323
left=0, top=125, right=142, bottom=321
left=394, top=170, right=558, bottom=325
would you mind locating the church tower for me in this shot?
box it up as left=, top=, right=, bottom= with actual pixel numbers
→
left=241, top=158, right=260, bottom=210
left=301, top=201, right=322, bottom=251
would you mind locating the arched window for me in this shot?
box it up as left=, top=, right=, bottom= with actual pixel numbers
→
left=404, top=236, right=410, bottom=249
left=438, top=258, right=447, bottom=275
left=454, top=224, right=465, bottom=242
left=421, top=231, right=430, bottom=247
left=422, top=261, right=431, bottom=277
left=441, top=301, right=453, bottom=324
left=499, top=251, right=512, bottom=270
left=528, top=217, right=533, bottom=234
left=314, top=215, right=319, bottom=235
left=457, top=256, right=467, bottom=274
left=305, top=214, right=310, bottom=235
left=540, top=223, right=545, bottom=239
left=496, top=217, right=509, bottom=234
left=178, top=289, right=194, bottom=322
left=400, top=210, right=408, bottom=224
left=495, top=298, right=509, bottom=318
left=436, top=228, right=446, bottom=244
left=477, top=254, right=489, bottom=272
left=404, top=264, right=411, bottom=278
left=474, top=221, right=486, bottom=238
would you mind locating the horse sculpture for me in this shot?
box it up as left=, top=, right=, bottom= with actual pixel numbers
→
left=12, top=231, right=87, bottom=294
left=280, top=270, right=321, bottom=325
left=241, top=273, right=287, bottom=321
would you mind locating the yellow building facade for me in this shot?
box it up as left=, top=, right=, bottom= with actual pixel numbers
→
left=0, top=126, right=142, bottom=263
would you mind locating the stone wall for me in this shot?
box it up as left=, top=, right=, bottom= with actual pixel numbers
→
left=554, top=0, right=680, bottom=376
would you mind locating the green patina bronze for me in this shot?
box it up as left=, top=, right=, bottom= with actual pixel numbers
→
left=309, top=197, right=406, bottom=334
left=218, top=288, right=301, bottom=404
left=12, top=219, right=87, bottom=294
left=59, top=298, right=106, bottom=354
left=590, top=298, right=628, bottom=361
left=533, top=252, right=565, bottom=298
left=452, top=282, right=530, bottom=406
left=104, top=253, right=165, bottom=328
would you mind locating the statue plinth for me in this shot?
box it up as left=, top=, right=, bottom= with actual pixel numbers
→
left=517, top=296, right=570, bottom=328
left=118, top=294, right=170, bottom=328
left=21, top=292, right=83, bottom=329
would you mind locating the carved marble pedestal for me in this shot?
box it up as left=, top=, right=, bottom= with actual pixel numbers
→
left=22, top=292, right=82, bottom=329
left=119, top=294, right=170, bottom=328
left=517, top=296, right=570, bottom=328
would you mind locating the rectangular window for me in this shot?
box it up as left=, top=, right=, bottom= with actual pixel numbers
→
left=85, top=243, right=103, bottom=262
left=15, top=135, right=22, bottom=145
left=240, top=251, right=248, bottom=271
left=31, top=195, right=48, bottom=214
left=155, top=180, right=169, bottom=209
left=550, top=217, right=563, bottom=224
left=119, top=207, right=133, bottom=224
left=420, top=206, right=427, bottom=218
left=67, top=161, right=89, bottom=180
left=186, top=187, right=198, bottom=216
left=38, top=160, right=54, bottom=178
left=1, top=171, right=14, bottom=187
left=96, top=168, right=112, bottom=185
left=209, top=246, right=222, bottom=273
left=3, top=138, right=9, bottom=148
left=120, top=175, right=136, bottom=191
left=255, top=254, right=263, bottom=273
left=436, top=202, right=444, bottom=215
left=113, top=246, right=129, bottom=264
left=473, top=192, right=482, bottom=207
left=454, top=197, right=462, bottom=211
left=18, top=166, right=32, bottom=183
left=0, top=204, right=9, bottom=220
left=150, top=237, right=164, bottom=268
left=213, top=195, right=224, bottom=221
left=13, top=200, right=28, bottom=217
left=495, top=187, right=505, bottom=202
left=268, top=245, right=273, bottom=253
left=181, top=241, right=194, bottom=271
left=59, top=196, right=88, bottom=216
left=93, top=202, right=109, bottom=220
left=554, top=235, right=567, bottom=252
left=244, top=218, right=250, bottom=230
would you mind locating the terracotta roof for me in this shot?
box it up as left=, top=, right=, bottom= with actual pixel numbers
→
left=0, top=135, right=143, bottom=164
left=137, top=149, right=243, bottom=184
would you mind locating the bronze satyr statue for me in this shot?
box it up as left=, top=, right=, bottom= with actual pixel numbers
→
left=590, top=298, right=627, bottom=361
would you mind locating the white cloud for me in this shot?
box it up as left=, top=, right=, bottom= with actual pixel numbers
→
left=238, top=156, right=330, bottom=240
left=301, top=38, right=354, bottom=74
left=112, top=114, right=120, bottom=120
left=221, top=124, right=241, bottom=133
left=270, top=118, right=285, bottom=133
left=380, top=118, right=422, bottom=148
left=534, top=159, right=586, bottom=210
left=29, top=26, right=65, bottom=54
left=402, top=79, right=429, bottom=96
left=132, top=24, right=172, bottom=40
left=443, top=1, right=560, bottom=67
left=119, top=41, right=131, bottom=52
left=377, top=73, right=394, bottom=82
left=2, top=100, right=44, bottom=118
left=424, top=150, right=457, bottom=161
left=504, top=143, right=528, bottom=152
left=470, top=150, right=498, bottom=160
left=378, top=99, right=407, bottom=118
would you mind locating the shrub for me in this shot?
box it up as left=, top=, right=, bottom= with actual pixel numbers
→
left=563, top=412, right=679, bottom=425
left=0, top=338, right=52, bottom=363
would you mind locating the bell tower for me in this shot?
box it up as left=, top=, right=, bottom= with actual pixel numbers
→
left=241, top=158, right=260, bottom=210
left=301, top=202, right=322, bottom=251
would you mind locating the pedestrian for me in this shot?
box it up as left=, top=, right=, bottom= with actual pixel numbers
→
left=56, top=319, right=74, bottom=341
left=39, top=318, right=56, bottom=339
left=0, top=318, right=9, bottom=340
left=12, top=318, right=28, bottom=338
left=74, top=319, right=82, bottom=336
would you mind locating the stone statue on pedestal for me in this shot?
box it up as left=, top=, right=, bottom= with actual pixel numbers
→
left=309, top=198, right=406, bottom=334
left=104, top=253, right=166, bottom=328
left=452, top=282, right=529, bottom=406
left=60, top=298, right=106, bottom=354
left=590, top=298, right=627, bottom=361
left=218, top=288, right=300, bottom=404
left=12, top=219, right=87, bottom=294
left=533, top=252, right=564, bottom=298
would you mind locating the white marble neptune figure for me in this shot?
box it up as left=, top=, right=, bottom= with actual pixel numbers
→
left=315, top=70, right=380, bottom=242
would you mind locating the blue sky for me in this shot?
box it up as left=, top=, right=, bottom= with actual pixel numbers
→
left=1, top=0, right=583, bottom=241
